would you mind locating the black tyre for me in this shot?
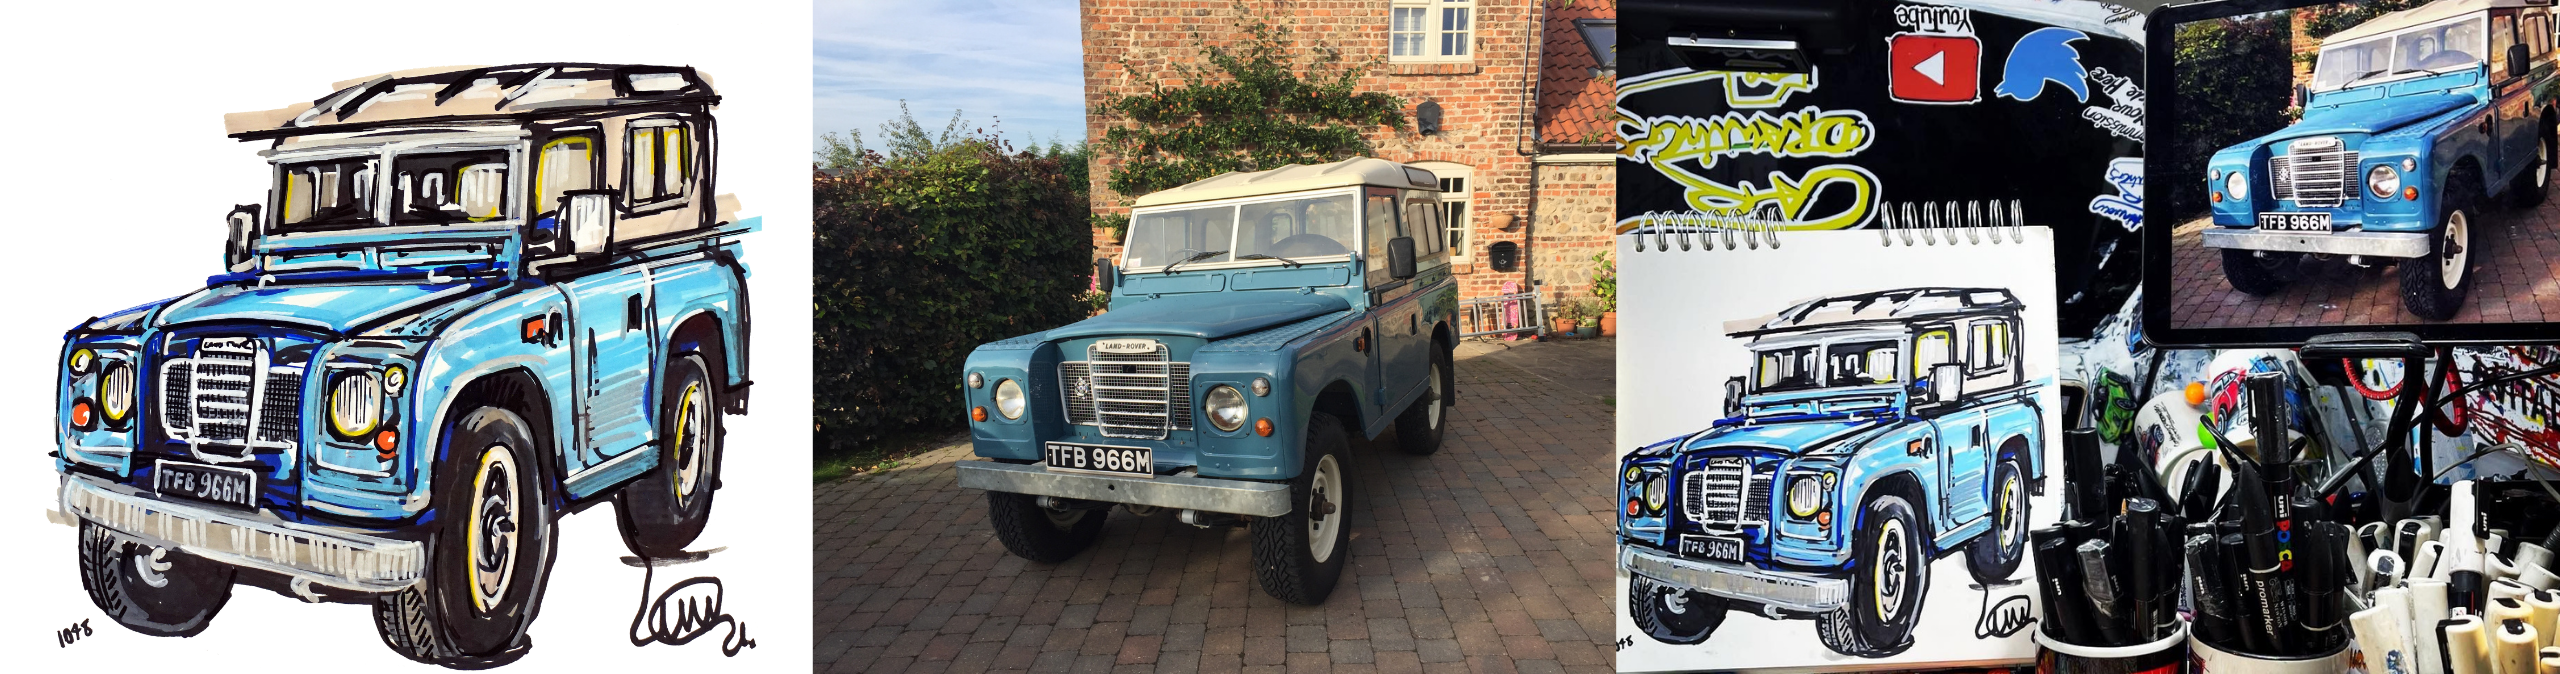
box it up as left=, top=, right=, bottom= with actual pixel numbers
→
left=616, top=352, right=723, bottom=558
left=78, top=521, right=233, bottom=637
left=1815, top=494, right=1925, bottom=659
left=377, top=406, right=554, bottom=667
left=2219, top=249, right=2300, bottom=296
left=1628, top=574, right=1726, bottom=644
left=2514, top=126, right=2553, bottom=208
left=987, top=491, right=1106, bottom=564
left=1252, top=411, right=1354, bottom=605
left=1392, top=345, right=1452, bottom=455
left=2402, top=172, right=2480, bottom=321
left=1963, top=454, right=2029, bottom=584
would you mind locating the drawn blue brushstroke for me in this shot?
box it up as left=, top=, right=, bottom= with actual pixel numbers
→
left=1994, top=27, right=2091, bottom=103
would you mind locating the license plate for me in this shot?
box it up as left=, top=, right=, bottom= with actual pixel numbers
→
left=1678, top=534, right=1745, bottom=563
left=1044, top=442, right=1154, bottom=478
left=154, top=461, right=258, bottom=510
left=2256, top=212, right=2332, bottom=232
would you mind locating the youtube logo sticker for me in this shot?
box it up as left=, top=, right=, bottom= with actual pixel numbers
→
left=1889, top=33, right=1980, bottom=104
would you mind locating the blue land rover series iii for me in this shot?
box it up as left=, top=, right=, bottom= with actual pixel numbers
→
left=2207, top=0, right=2560, bottom=319
left=1617, top=288, right=2044, bottom=658
left=53, top=64, right=753, bottom=667
left=955, top=158, right=1459, bottom=604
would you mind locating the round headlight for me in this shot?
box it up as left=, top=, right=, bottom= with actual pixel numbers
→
left=1644, top=475, right=1668, bottom=512
left=993, top=378, right=1026, bottom=420
left=68, top=348, right=96, bottom=375
left=100, top=362, right=136, bottom=422
left=1625, top=465, right=1644, bottom=483
left=1788, top=476, right=1826, bottom=517
left=384, top=364, right=408, bottom=396
left=1204, top=384, right=1248, bottom=432
left=2369, top=163, right=2402, bottom=199
left=329, top=371, right=385, bottom=438
left=2224, top=171, right=2250, bottom=201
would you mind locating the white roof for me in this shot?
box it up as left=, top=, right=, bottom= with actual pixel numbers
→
left=1130, top=158, right=1436, bottom=208
left=2327, top=0, right=2520, bottom=45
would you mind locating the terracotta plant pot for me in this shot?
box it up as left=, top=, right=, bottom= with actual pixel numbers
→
left=1555, top=318, right=1578, bottom=334
left=1599, top=312, right=1616, bottom=337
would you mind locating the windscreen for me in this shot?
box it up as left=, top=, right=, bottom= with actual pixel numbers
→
left=277, top=157, right=379, bottom=229
left=393, top=150, right=509, bottom=224
left=2158, top=0, right=2546, bottom=337
left=1123, top=193, right=1360, bottom=270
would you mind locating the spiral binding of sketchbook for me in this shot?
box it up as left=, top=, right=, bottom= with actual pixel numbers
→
left=1624, top=200, right=2029, bottom=252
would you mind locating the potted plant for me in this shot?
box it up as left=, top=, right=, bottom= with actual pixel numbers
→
left=1571, top=298, right=1603, bottom=338
left=1553, top=301, right=1582, bottom=336
left=1591, top=251, right=1617, bottom=336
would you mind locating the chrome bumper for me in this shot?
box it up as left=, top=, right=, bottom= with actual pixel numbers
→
left=1620, top=544, right=1850, bottom=613
left=2200, top=227, right=2429, bottom=258
left=59, top=474, right=425, bottom=593
left=954, top=460, right=1293, bottom=517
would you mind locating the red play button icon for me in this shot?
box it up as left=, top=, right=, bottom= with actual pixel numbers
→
left=1889, top=33, right=1980, bottom=104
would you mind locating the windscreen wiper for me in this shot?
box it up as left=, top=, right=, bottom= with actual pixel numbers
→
left=1162, top=250, right=1227, bottom=274
left=1234, top=253, right=1303, bottom=267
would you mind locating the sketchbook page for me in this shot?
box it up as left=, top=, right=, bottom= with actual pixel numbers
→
left=0, top=2, right=811, bottom=670
left=1612, top=229, right=2062, bottom=673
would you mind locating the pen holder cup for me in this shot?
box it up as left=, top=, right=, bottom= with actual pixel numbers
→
left=2187, top=634, right=2353, bottom=673
left=2037, top=621, right=2190, bottom=674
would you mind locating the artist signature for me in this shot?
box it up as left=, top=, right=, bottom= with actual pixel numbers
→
left=627, top=552, right=756, bottom=656
left=1972, top=581, right=2037, bottom=640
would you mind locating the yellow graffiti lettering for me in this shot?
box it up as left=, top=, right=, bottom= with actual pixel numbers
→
left=1613, top=164, right=1880, bottom=232
left=1617, top=107, right=1873, bottom=170
left=1616, top=69, right=1820, bottom=108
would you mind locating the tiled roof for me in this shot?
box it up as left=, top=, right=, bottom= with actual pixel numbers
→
left=1539, top=0, right=1614, bottom=148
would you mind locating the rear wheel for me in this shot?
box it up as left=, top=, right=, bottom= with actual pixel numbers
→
left=79, top=521, right=232, bottom=637
left=617, top=353, right=723, bottom=558
left=1628, top=575, right=1725, bottom=644
left=2513, top=126, right=2553, bottom=208
left=2219, top=249, right=2299, bottom=296
left=1963, top=455, right=2029, bottom=583
left=2402, top=173, right=2480, bottom=321
left=1393, top=346, right=1452, bottom=455
left=988, top=491, right=1105, bottom=563
left=1252, top=412, right=1353, bottom=605
left=377, top=406, right=553, bottom=667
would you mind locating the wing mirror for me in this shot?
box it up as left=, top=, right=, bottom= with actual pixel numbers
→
left=1722, top=376, right=1745, bottom=418
left=224, top=204, right=260, bottom=273
left=561, top=189, right=619, bottom=256
left=1388, top=236, right=1417, bottom=279
left=2512, top=44, right=2532, bottom=79
left=1094, top=257, right=1120, bottom=290
left=1928, top=363, right=1966, bottom=403
left=2294, top=82, right=2311, bottom=108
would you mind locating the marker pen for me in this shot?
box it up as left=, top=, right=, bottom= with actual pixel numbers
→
left=2527, top=565, right=2560, bottom=592
left=2232, top=463, right=2297, bottom=647
left=2376, top=549, right=2410, bottom=595
left=2032, top=528, right=2099, bottom=645
left=2125, top=498, right=2163, bottom=642
left=2416, top=578, right=2454, bottom=674
left=2354, top=525, right=2378, bottom=596
left=2539, top=646, right=2560, bottom=674
left=2520, top=543, right=2555, bottom=575
left=2499, top=554, right=2528, bottom=584
left=2502, top=619, right=2543, bottom=674
left=2448, top=615, right=2492, bottom=674
left=2419, top=540, right=2449, bottom=581
left=2357, top=603, right=2416, bottom=674
left=2407, top=519, right=2444, bottom=566
left=2189, top=532, right=2241, bottom=647
left=2063, top=427, right=2104, bottom=522
left=2079, top=538, right=2129, bottom=645
left=2498, top=579, right=2538, bottom=609
left=2225, top=532, right=2273, bottom=655
left=2495, top=597, right=2537, bottom=632
left=2529, top=590, right=2560, bottom=650
left=2302, top=522, right=2345, bottom=653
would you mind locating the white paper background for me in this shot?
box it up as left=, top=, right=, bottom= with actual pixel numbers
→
left=1613, top=230, right=2064, bottom=672
left=0, top=2, right=812, bottom=668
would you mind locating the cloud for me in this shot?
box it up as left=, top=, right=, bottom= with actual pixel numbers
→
left=813, top=0, right=1086, bottom=154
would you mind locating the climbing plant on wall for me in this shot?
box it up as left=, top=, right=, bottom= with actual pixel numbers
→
left=1096, top=2, right=1409, bottom=203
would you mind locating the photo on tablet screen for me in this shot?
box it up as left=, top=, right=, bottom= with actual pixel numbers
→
left=2152, top=0, right=2560, bottom=342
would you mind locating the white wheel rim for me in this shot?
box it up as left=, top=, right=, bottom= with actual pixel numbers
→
left=672, top=381, right=707, bottom=500
left=2442, top=211, right=2470, bottom=289
left=1661, top=588, right=1691, bottom=615
left=1875, top=518, right=1908, bottom=622
left=1998, top=472, right=2024, bottom=553
left=467, top=444, right=520, bottom=611
left=1308, top=455, right=1344, bottom=563
left=1426, top=362, right=1444, bottom=429
left=2540, top=141, right=2551, bottom=188
left=1042, top=505, right=1083, bottom=529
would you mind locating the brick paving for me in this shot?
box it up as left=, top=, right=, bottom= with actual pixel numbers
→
left=812, top=337, right=1620, bottom=674
left=2165, top=180, right=2560, bottom=328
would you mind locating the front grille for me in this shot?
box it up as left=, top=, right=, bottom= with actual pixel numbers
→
left=1684, top=457, right=1771, bottom=532
left=2270, top=138, right=2357, bottom=209
left=160, top=336, right=304, bottom=456
left=1072, top=341, right=1194, bottom=439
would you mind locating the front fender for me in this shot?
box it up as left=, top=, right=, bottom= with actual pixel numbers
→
left=407, top=285, right=574, bottom=514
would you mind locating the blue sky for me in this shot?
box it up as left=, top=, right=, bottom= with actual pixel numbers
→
left=814, top=0, right=1086, bottom=156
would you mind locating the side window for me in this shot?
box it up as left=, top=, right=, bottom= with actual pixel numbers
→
left=1912, top=328, right=1955, bottom=380
left=1402, top=191, right=1445, bottom=255
left=533, top=134, right=599, bottom=220
left=2494, top=13, right=2518, bottom=79
left=1365, top=193, right=1398, bottom=283
left=2534, top=14, right=2554, bottom=59
left=627, top=121, right=694, bottom=207
left=1965, top=319, right=2015, bottom=374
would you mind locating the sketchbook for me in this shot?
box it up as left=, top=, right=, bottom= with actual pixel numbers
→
left=1611, top=223, right=2063, bottom=672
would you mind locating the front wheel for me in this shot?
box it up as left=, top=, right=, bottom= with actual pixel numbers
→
left=1252, top=411, right=1354, bottom=605
left=987, top=491, right=1106, bottom=563
left=1963, top=455, right=2029, bottom=584
left=1816, top=494, right=1925, bottom=659
left=79, top=521, right=233, bottom=637
left=1393, top=346, right=1453, bottom=455
left=377, top=406, right=554, bottom=667
left=2402, top=178, right=2479, bottom=321
left=1629, top=575, right=1726, bottom=644
left=2219, top=249, right=2299, bottom=296
left=617, top=352, right=724, bottom=558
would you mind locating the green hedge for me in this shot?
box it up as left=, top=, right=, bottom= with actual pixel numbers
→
left=813, top=138, right=1095, bottom=453
left=2170, top=16, right=2296, bottom=220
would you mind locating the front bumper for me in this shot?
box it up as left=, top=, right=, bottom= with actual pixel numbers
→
left=1620, top=543, right=1849, bottom=613
left=59, top=474, right=424, bottom=593
left=2201, top=227, right=2429, bottom=258
left=954, top=460, right=1292, bottom=517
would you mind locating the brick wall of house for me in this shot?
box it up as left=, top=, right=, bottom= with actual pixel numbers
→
left=1081, top=0, right=1546, bottom=302
left=1528, top=158, right=1613, bottom=305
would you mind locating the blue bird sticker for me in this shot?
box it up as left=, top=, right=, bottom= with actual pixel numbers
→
left=1994, top=27, right=2092, bottom=103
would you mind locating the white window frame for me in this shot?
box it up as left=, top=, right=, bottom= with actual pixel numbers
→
left=1390, top=0, right=1474, bottom=64
left=1412, top=162, right=1473, bottom=263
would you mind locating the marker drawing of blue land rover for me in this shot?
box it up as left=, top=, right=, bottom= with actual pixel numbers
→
left=2207, top=0, right=2560, bottom=320
left=53, top=64, right=753, bottom=668
left=955, top=158, right=1459, bottom=606
left=1618, top=288, right=2044, bottom=658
